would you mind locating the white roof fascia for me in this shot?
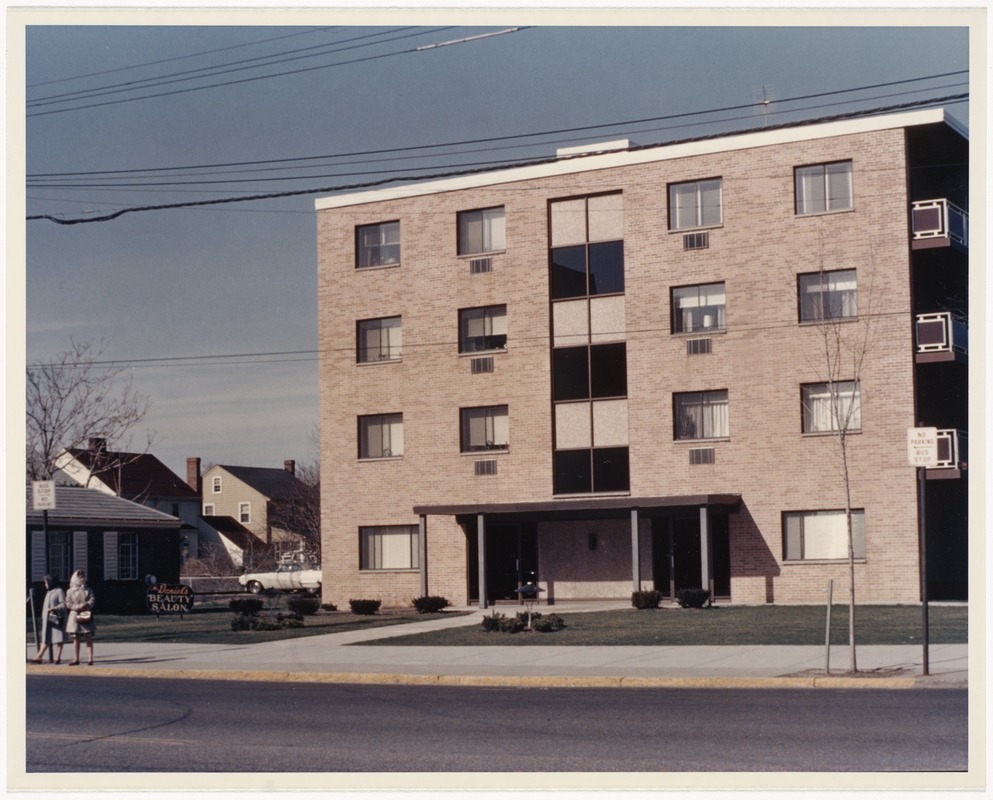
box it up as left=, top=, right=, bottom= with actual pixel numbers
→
left=315, top=108, right=954, bottom=211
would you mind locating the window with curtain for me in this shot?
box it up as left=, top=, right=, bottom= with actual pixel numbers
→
left=783, top=509, right=865, bottom=560
left=798, top=270, right=857, bottom=322
left=48, top=531, right=71, bottom=581
left=359, top=414, right=404, bottom=458
left=458, top=207, right=506, bottom=255
left=671, top=282, right=727, bottom=333
left=668, top=178, right=723, bottom=230
left=461, top=406, right=509, bottom=452
left=802, top=381, right=861, bottom=433
left=356, top=221, right=400, bottom=267
left=360, top=525, right=419, bottom=570
left=459, top=305, right=507, bottom=353
left=239, top=503, right=251, bottom=524
left=357, top=316, right=402, bottom=362
left=674, top=390, right=729, bottom=440
left=795, top=161, right=853, bottom=215
left=118, top=532, right=139, bottom=580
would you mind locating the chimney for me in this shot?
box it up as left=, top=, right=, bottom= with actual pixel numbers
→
left=88, top=437, right=107, bottom=454
left=187, top=457, right=202, bottom=494
left=284, top=459, right=296, bottom=476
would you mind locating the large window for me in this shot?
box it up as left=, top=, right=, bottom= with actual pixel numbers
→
left=461, top=406, right=509, bottom=452
left=549, top=194, right=624, bottom=300
left=802, top=381, right=861, bottom=433
left=668, top=178, right=722, bottom=230
left=798, top=270, right=857, bottom=322
left=674, top=390, right=729, bottom=440
left=783, top=510, right=865, bottom=561
left=459, top=305, right=507, bottom=353
left=48, top=531, right=71, bottom=582
left=356, top=221, right=400, bottom=268
left=357, top=316, right=402, bottom=362
left=360, top=525, right=419, bottom=570
left=671, top=282, right=726, bottom=333
left=553, top=343, right=627, bottom=402
left=118, top=532, right=139, bottom=580
left=458, top=207, right=506, bottom=255
left=795, top=161, right=853, bottom=215
left=359, top=413, right=404, bottom=458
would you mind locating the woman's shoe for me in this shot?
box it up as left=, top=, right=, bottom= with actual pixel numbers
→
left=68, top=661, right=79, bottom=666
left=54, top=659, right=61, bottom=665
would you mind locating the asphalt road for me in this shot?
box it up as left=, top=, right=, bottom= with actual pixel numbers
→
left=26, top=676, right=967, bottom=774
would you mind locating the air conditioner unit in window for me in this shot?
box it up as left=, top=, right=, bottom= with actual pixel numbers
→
left=689, top=448, right=716, bottom=465
left=686, top=338, right=713, bottom=355
left=470, top=356, right=494, bottom=374
left=683, top=232, right=710, bottom=251
left=469, top=257, right=493, bottom=275
left=474, top=459, right=498, bottom=476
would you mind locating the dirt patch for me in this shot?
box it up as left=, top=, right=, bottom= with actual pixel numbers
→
left=786, top=667, right=913, bottom=679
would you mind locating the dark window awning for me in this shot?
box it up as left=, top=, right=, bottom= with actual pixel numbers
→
left=413, top=494, right=741, bottom=523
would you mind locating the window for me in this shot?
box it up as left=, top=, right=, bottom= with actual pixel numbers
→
left=357, top=317, right=402, bottom=362
left=554, top=447, right=630, bottom=495
left=549, top=194, right=624, bottom=300
left=212, top=476, right=222, bottom=494
left=360, top=525, right=419, bottom=570
left=203, top=503, right=215, bottom=515
left=459, top=306, right=507, bottom=353
left=795, top=161, right=853, bottom=215
left=674, top=390, right=729, bottom=440
left=118, top=532, right=139, bottom=580
left=359, top=414, right=404, bottom=459
left=783, top=510, right=865, bottom=561
left=668, top=178, right=722, bottom=230
left=461, top=406, right=509, bottom=452
left=458, top=207, right=506, bottom=255
left=356, top=221, right=400, bottom=268
left=48, top=531, right=71, bottom=581
left=553, top=343, right=627, bottom=402
left=672, top=282, right=726, bottom=333
left=239, top=503, right=251, bottom=524
left=802, top=381, right=861, bottom=433
left=798, top=270, right=857, bottom=322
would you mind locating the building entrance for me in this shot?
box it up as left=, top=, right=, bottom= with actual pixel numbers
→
left=467, top=523, right=538, bottom=605
left=652, top=515, right=731, bottom=600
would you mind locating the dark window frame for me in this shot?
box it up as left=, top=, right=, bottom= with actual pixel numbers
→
left=355, top=220, right=401, bottom=268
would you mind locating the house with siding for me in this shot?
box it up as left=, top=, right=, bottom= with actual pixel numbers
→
left=314, top=107, right=968, bottom=609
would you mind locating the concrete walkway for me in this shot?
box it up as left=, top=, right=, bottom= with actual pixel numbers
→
left=25, top=603, right=968, bottom=690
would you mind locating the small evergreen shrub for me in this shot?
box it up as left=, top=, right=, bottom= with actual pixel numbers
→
left=531, top=614, right=566, bottom=633
left=287, top=594, right=321, bottom=616
left=516, top=610, right=541, bottom=624
left=481, top=611, right=505, bottom=632
left=412, top=595, right=451, bottom=614
left=631, top=590, right=663, bottom=610
left=499, top=615, right=525, bottom=633
left=321, top=603, right=338, bottom=612
left=349, top=598, right=382, bottom=615
left=230, top=611, right=304, bottom=631
left=676, top=588, right=712, bottom=609
left=229, top=598, right=264, bottom=614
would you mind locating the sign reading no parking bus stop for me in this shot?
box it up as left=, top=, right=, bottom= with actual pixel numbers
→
left=907, top=427, right=939, bottom=468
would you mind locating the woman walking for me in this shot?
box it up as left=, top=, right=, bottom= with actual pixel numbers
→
left=31, top=574, right=67, bottom=664
left=65, top=569, right=95, bottom=666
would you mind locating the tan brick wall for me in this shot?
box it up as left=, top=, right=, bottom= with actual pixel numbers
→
left=317, top=126, right=922, bottom=607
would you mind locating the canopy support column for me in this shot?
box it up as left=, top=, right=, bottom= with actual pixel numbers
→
left=477, top=513, right=488, bottom=609
left=631, top=507, right=641, bottom=592
left=418, top=515, right=428, bottom=598
left=700, top=505, right=714, bottom=598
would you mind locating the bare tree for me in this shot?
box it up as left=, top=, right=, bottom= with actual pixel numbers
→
left=26, top=339, right=153, bottom=482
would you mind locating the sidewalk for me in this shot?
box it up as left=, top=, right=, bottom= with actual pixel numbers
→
left=25, top=604, right=968, bottom=690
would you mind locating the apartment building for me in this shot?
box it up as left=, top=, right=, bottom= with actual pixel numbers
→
left=315, top=108, right=968, bottom=608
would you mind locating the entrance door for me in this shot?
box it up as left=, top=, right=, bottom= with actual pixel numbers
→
left=467, top=522, right=537, bottom=604
left=652, top=514, right=731, bottom=599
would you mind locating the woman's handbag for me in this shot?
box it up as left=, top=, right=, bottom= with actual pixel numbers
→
left=76, top=610, right=93, bottom=624
left=47, top=610, right=61, bottom=626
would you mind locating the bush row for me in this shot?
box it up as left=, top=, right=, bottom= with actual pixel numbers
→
left=630, top=588, right=713, bottom=609
left=480, top=611, right=566, bottom=634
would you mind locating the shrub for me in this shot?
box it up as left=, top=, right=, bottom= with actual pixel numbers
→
left=632, top=590, right=663, bottom=610
left=499, top=615, right=525, bottom=633
left=287, top=594, right=321, bottom=616
left=516, top=611, right=541, bottom=624
left=229, top=598, right=264, bottom=614
left=349, top=598, right=382, bottom=615
left=676, top=588, right=712, bottom=609
left=531, top=614, right=566, bottom=633
left=321, top=603, right=338, bottom=612
left=481, top=611, right=505, bottom=632
left=232, top=611, right=305, bottom=631
left=412, top=595, right=451, bottom=614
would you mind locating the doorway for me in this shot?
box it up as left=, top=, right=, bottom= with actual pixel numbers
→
left=652, top=514, right=731, bottom=599
left=467, top=522, right=538, bottom=604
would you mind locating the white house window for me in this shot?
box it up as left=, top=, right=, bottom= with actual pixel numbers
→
left=672, top=282, right=726, bottom=333
left=356, top=221, right=400, bottom=268
left=784, top=509, right=865, bottom=561
left=795, top=161, right=853, bottom=215
left=203, top=504, right=215, bottom=515
left=359, top=413, right=404, bottom=459
left=459, top=305, right=507, bottom=353
left=357, top=316, right=402, bottom=363
left=668, top=178, right=722, bottom=230
left=798, top=269, right=857, bottom=322
left=239, top=503, right=251, bottom=524
left=118, top=532, right=139, bottom=580
left=458, top=207, right=505, bottom=255
left=674, top=390, right=729, bottom=440
left=802, top=381, right=861, bottom=433
left=461, top=406, right=509, bottom=452
left=360, top=525, right=419, bottom=570
left=212, top=476, right=222, bottom=494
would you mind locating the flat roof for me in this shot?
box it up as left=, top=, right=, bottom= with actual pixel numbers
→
left=316, top=108, right=960, bottom=211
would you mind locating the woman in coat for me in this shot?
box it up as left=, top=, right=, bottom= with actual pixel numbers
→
left=31, top=574, right=68, bottom=664
left=65, top=569, right=96, bottom=666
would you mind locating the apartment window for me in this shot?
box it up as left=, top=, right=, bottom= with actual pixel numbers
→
left=357, top=316, right=402, bottom=362
left=798, top=270, right=857, bottom=322
left=359, top=414, right=404, bottom=459
left=118, top=532, right=139, bottom=580
left=239, top=503, right=251, bottom=524
left=203, top=504, right=215, bottom=515
left=553, top=343, right=627, bottom=402
left=795, top=161, right=853, bottom=215
left=784, top=509, right=865, bottom=561
left=672, top=282, right=726, bottom=333
left=48, top=531, right=71, bottom=582
left=360, top=525, right=419, bottom=570
left=458, top=207, right=506, bottom=255
left=550, top=193, right=624, bottom=300
left=212, top=476, right=222, bottom=494
left=459, top=305, right=507, bottom=353
left=802, top=381, right=861, bottom=433
left=674, top=390, right=729, bottom=440
left=461, top=406, right=509, bottom=452
left=356, top=221, right=400, bottom=268
left=668, top=178, right=722, bottom=230
left=554, top=447, right=630, bottom=495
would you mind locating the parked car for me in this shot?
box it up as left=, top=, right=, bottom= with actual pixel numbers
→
left=239, top=563, right=322, bottom=594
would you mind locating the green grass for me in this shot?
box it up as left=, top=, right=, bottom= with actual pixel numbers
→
left=362, top=604, right=968, bottom=647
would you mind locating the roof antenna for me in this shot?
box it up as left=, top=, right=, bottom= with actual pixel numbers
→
left=753, top=84, right=774, bottom=127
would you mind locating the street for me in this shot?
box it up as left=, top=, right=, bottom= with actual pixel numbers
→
left=26, top=676, right=967, bottom=773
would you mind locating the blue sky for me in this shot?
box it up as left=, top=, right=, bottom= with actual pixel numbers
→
left=13, top=9, right=975, bottom=480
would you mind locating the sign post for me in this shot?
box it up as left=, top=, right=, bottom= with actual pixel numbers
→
left=907, top=427, right=938, bottom=676
left=31, top=481, right=57, bottom=654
